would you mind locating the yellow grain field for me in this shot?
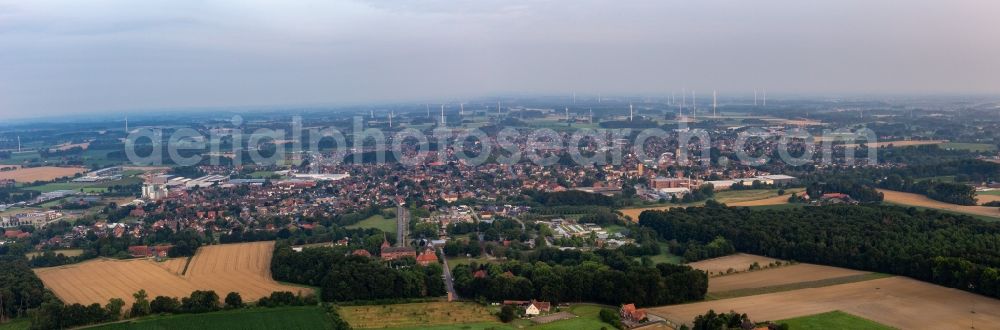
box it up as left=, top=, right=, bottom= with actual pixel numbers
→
left=34, top=241, right=309, bottom=305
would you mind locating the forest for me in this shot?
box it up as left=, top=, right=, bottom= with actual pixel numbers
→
left=270, top=242, right=446, bottom=302
left=639, top=201, right=1000, bottom=299
left=0, top=255, right=46, bottom=321
left=452, top=248, right=707, bottom=307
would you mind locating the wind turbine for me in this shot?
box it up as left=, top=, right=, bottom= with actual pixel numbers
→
left=713, top=90, right=718, bottom=118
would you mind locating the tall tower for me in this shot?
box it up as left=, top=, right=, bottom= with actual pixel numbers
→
left=426, top=104, right=430, bottom=118
left=17, top=136, right=21, bottom=153
left=497, top=101, right=501, bottom=117
left=762, top=89, right=767, bottom=106
left=589, top=108, right=594, bottom=123
left=440, top=104, right=446, bottom=125
left=629, top=103, right=634, bottom=121
left=460, top=103, right=464, bottom=116
left=124, top=115, right=128, bottom=133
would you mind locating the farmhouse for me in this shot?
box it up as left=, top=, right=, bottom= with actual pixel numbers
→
left=415, top=248, right=438, bottom=266
left=127, top=244, right=173, bottom=258
left=502, top=300, right=551, bottom=316
left=621, top=303, right=647, bottom=322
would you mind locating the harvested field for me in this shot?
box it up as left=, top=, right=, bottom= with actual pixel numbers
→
left=687, top=253, right=782, bottom=276
left=154, top=257, right=189, bottom=275
left=49, top=142, right=90, bottom=152
left=708, top=264, right=870, bottom=293
left=34, top=241, right=307, bottom=305
left=977, top=194, right=1000, bottom=205
left=879, top=189, right=1000, bottom=219
left=619, top=206, right=683, bottom=222
left=726, top=192, right=796, bottom=207
left=619, top=190, right=800, bottom=220
left=649, top=276, right=1000, bottom=329
left=0, top=166, right=86, bottom=182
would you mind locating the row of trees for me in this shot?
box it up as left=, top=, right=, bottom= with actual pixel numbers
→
left=270, top=242, right=446, bottom=302
left=882, top=177, right=978, bottom=205
left=28, top=289, right=315, bottom=330
left=452, top=248, right=706, bottom=307
left=638, top=201, right=1000, bottom=299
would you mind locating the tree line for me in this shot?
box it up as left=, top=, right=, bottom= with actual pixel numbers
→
left=639, top=201, right=1000, bottom=299
left=452, top=248, right=707, bottom=307
left=270, top=242, right=445, bottom=302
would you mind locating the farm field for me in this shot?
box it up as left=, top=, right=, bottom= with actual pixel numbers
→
left=34, top=241, right=308, bottom=305
left=686, top=253, right=782, bottom=276
left=777, top=311, right=893, bottom=330
left=879, top=189, right=1000, bottom=219
left=648, top=276, right=1000, bottom=329
left=725, top=192, right=797, bottom=207
left=0, top=166, right=86, bottom=182
left=87, top=306, right=330, bottom=330
left=707, top=263, right=871, bottom=293
left=977, top=193, right=1000, bottom=205
left=339, top=301, right=501, bottom=329
left=345, top=214, right=396, bottom=233
left=619, top=189, right=798, bottom=220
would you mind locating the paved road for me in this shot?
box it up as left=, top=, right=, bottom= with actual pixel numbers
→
left=438, top=247, right=459, bottom=300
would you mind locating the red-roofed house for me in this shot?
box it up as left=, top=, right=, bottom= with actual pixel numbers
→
left=416, top=248, right=438, bottom=266
left=620, top=303, right=647, bottom=322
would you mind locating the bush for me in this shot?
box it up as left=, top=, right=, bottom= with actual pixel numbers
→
left=599, top=308, right=623, bottom=329
left=150, top=296, right=181, bottom=314
left=499, top=305, right=517, bottom=323
left=224, top=292, right=243, bottom=309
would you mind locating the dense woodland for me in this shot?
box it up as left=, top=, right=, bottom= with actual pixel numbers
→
left=270, top=242, right=446, bottom=302
left=639, top=201, right=1000, bottom=299
left=452, top=248, right=707, bottom=307
left=0, top=256, right=46, bottom=321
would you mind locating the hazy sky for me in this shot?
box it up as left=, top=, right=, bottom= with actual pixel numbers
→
left=1, top=0, right=998, bottom=118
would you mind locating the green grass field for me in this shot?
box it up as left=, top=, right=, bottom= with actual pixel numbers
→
left=446, top=256, right=498, bottom=267
left=340, top=302, right=501, bottom=329
left=940, top=142, right=997, bottom=152
left=0, top=319, right=30, bottom=330
left=345, top=214, right=397, bottom=233
left=777, top=311, right=894, bottom=330
left=86, top=306, right=331, bottom=330
left=25, top=177, right=142, bottom=193
left=528, top=304, right=616, bottom=330
left=980, top=190, right=1000, bottom=196
left=383, top=323, right=514, bottom=330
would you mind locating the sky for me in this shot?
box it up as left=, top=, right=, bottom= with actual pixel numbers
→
left=1, top=0, right=998, bottom=118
